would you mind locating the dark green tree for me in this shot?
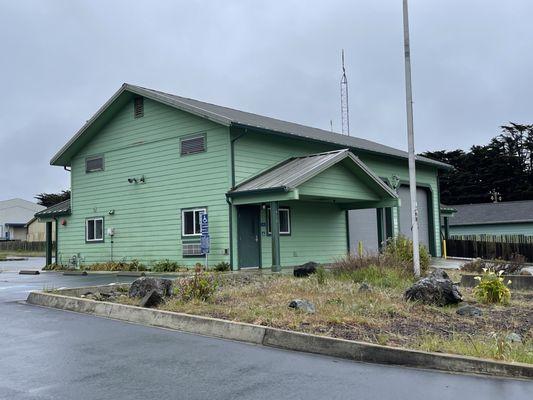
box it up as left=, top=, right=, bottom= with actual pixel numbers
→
left=35, top=190, right=71, bottom=207
left=422, top=123, right=533, bottom=205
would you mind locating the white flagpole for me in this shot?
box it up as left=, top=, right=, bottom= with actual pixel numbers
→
left=402, top=0, right=421, bottom=277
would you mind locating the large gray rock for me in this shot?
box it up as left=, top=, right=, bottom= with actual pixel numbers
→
left=129, top=277, right=173, bottom=298
left=404, top=269, right=462, bottom=306
left=139, top=290, right=164, bottom=308
left=288, top=299, right=316, bottom=313
left=294, top=262, right=318, bottom=278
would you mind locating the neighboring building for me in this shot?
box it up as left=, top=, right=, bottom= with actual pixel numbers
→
left=446, top=200, right=533, bottom=237
left=36, top=84, right=449, bottom=269
left=26, top=217, right=56, bottom=242
left=0, top=198, right=45, bottom=240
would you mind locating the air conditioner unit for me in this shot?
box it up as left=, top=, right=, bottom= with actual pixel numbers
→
left=183, top=243, right=202, bottom=256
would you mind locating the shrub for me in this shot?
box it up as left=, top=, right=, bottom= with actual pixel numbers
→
left=331, top=235, right=430, bottom=276
left=83, top=260, right=146, bottom=271
left=473, top=268, right=512, bottom=304
left=315, top=266, right=328, bottom=285
left=461, top=255, right=525, bottom=275
left=151, top=259, right=184, bottom=272
left=213, top=261, right=231, bottom=272
left=382, top=235, right=430, bottom=273
left=178, top=266, right=218, bottom=301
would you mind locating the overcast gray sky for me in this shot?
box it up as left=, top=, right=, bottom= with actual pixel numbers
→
left=1, top=0, right=532, bottom=201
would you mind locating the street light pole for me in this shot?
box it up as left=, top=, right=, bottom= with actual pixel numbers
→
left=402, top=0, right=421, bottom=277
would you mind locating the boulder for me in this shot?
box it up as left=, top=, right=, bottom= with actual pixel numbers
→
left=139, top=290, right=164, bottom=308
left=404, top=269, right=462, bottom=306
left=505, top=332, right=522, bottom=343
left=456, top=304, right=482, bottom=317
left=129, top=277, right=173, bottom=298
left=358, top=282, right=372, bottom=293
left=294, top=262, right=318, bottom=278
left=288, top=299, right=316, bottom=313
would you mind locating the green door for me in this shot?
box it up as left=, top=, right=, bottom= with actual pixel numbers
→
left=237, top=205, right=261, bottom=268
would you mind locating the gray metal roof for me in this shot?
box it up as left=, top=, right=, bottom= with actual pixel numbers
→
left=35, top=199, right=71, bottom=218
left=128, top=85, right=449, bottom=169
left=230, top=149, right=398, bottom=199
left=449, top=200, right=533, bottom=226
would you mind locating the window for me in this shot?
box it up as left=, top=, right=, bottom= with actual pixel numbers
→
left=267, top=207, right=291, bottom=235
left=182, top=208, right=206, bottom=236
left=85, top=155, right=104, bottom=173
left=180, top=134, right=206, bottom=155
left=134, top=97, right=144, bottom=118
left=86, top=217, right=104, bottom=242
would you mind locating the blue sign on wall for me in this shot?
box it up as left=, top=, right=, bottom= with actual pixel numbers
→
left=200, top=212, right=210, bottom=254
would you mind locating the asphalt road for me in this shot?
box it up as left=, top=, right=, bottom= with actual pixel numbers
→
left=0, top=259, right=531, bottom=400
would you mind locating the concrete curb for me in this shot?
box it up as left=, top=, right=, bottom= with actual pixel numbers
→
left=27, top=290, right=532, bottom=380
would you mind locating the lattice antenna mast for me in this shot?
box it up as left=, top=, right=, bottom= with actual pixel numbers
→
left=340, top=49, right=350, bottom=135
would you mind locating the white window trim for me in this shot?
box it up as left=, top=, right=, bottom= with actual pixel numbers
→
left=267, top=207, right=291, bottom=235
left=86, top=217, right=104, bottom=242
left=181, top=208, right=206, bottom=237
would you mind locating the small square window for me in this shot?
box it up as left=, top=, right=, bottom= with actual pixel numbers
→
left=267, top=207, right=291, bottom=235
left=86, top=217, right=104, bottom=242
left=86, top=156, right=104, bottom=173
left=182, top=208, right=206, bottom=236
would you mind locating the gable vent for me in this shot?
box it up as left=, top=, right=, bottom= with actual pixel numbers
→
left=180, top=134, right=206, bottom=155
left=134, top=97, right=144, bottom=118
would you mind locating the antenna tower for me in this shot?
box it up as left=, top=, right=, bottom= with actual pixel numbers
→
left=340, top=49, right=350, bottom=135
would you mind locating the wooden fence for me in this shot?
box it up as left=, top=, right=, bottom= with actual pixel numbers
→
left=447, top=234, right=533, bottom=262
left=0, top=241, right=52, bottom=253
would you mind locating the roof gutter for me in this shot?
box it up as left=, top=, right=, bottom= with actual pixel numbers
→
left=227, top=186, right=291, bottom=198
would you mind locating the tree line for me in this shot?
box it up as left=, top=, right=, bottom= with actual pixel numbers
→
left=422, top=123, right=533, bottom=205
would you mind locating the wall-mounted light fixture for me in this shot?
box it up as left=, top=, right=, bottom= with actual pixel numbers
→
left=108, top=209, right=115, bottom=215
left=127, top=175, right=146, bottom=184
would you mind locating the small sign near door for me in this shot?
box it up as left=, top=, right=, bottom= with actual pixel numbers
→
left=200, top=212, right=210, bottom=254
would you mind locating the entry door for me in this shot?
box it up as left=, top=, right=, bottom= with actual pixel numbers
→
left=237, top=205, right=261, bottom=268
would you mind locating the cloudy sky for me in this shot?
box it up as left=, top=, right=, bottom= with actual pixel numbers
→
left=1, top=0, right=531, bottom=201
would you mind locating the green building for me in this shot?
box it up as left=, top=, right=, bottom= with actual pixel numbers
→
left=36, top=84, right=449, bottom=270
left=446, top=201, right=533, bottom=237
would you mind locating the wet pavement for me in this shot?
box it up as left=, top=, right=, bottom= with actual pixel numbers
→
left=0, top=259, right=531, bottom=399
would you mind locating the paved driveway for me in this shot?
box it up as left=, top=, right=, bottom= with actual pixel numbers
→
left=0, top=261, right=531, bottom=399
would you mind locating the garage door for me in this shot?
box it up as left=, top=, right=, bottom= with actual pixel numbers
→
left=348, top=209, right=379, bottom=254
left=398, top=186, right=430, bottom=249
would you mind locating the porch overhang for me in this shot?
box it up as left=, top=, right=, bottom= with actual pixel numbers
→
left=226, top=149, right=399, bottom=208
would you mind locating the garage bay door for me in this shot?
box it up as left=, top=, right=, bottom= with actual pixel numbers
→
left=348, top=209, right=379, bottom=254
left=398, top=186, right=430, bottom=249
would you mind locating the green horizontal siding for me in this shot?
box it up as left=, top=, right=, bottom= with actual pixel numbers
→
left=259, top=201, right=347, bottom=267
left=299, top=163, right=380, bottom=201
left=57, top=98, right=231, bottom=267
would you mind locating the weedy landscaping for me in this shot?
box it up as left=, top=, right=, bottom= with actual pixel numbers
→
left=105, top=264, right=532, bottom=364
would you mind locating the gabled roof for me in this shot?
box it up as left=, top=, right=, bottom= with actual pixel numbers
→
left=51, top=83, right=451, bottom=169
left=34, top=199, right=71, bottom=218
left=449, top=200, right=533, bottom=226
left=229, top=149, right=398, bottom=199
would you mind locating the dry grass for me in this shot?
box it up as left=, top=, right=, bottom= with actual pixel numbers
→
left=112, top=269, right=532, bottom=363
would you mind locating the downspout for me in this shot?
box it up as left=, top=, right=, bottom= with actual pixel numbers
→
left=227, top=127, right=248, bottom=270
left=53, top=217, right=58, bottom=265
